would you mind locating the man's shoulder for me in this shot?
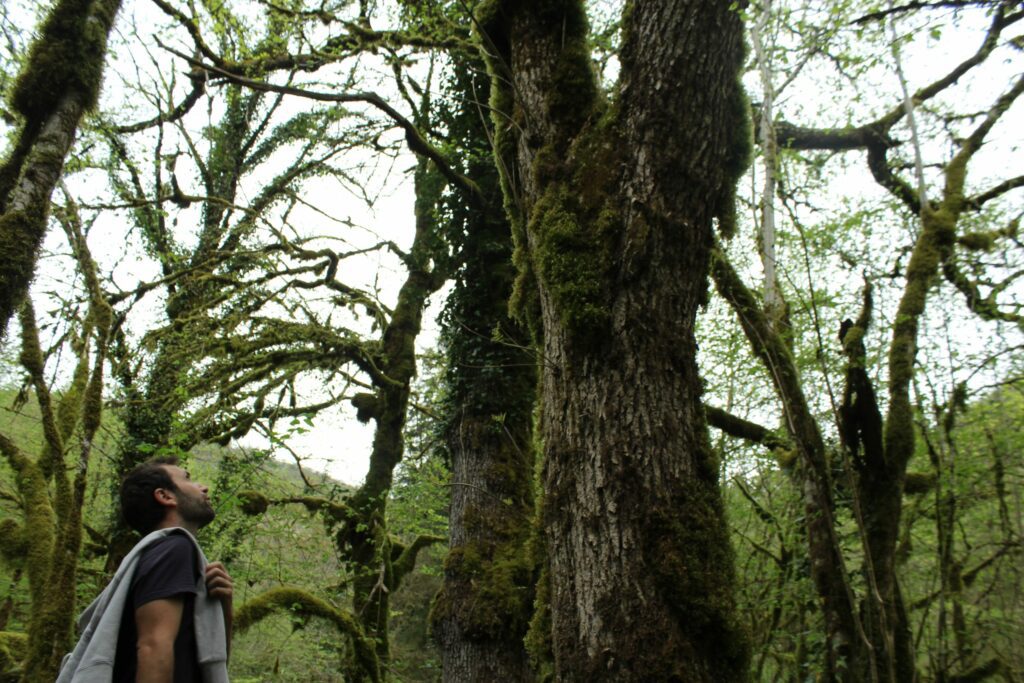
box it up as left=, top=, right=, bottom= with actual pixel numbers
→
left=137, top=532, right=200, bottom=576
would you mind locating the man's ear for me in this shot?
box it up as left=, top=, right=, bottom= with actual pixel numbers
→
left=153, top=487, right=177, bottom=508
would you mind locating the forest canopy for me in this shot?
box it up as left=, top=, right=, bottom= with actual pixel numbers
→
left=0, top=0, right=1022, bottom=681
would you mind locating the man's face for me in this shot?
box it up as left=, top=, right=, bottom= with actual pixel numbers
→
left=163, top=465, right=216, bottom=529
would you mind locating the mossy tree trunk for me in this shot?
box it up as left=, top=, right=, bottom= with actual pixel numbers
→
left=479, top=1, right=750, bottom=679
left=337, top=155, right=452, bottom=674
left=0, top=208, right=112, bottom=682
left=430, top=55, right=537, bottom=682
left=0, top=0, right=121, bottom=343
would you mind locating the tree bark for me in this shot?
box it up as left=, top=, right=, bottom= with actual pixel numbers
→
left=431, top=56, right=536, bottom=683
left=480, top=1, right=750, bottom=679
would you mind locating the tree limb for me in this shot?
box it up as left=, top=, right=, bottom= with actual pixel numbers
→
left=705, top=405, right=789, bottom=451
left=234, top=587, right=380, bottom=682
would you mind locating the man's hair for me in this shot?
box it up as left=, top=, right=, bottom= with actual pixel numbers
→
left=119, top=456, right=179, bottom=534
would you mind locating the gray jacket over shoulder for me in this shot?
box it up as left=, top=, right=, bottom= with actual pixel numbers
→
left=56, top=527, right=229, bottom=683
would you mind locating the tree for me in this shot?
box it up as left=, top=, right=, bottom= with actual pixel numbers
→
left=477, top=1, right=751, bottom=678
left=429, top=50, right=537, bottom=681
left=122, top=4, right=477, bottom=672
left=0, top=197, right=112, bottom=682
left=705, top=1, right=1024, bottom=679
left=0, top=0, right=121, bottom=342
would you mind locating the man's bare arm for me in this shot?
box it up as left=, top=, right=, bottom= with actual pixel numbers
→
left=135, top=597, right=184, bottom=683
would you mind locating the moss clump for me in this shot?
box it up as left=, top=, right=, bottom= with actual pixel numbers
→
left=530, top=183, right=617, bottom=345
left=643, top=481, right=750, bottom=680
left=715, top=51, right=753, bottom=240
left=0, top=208, right=47, bottom=336
left=0, top=519, right=28, bottom=564
left=527, top=125, right=623, bottom=348
left=958, top=231, right=996, bottom=251
left=902, top=472, right=936, bottom=495
left=0, top=631, right=27, bottom=674
left=236, top=490, right=269, bottom=516
left=11, top=0, right=122, bottom=120
left=433, top=538, right=533, bottom=640
left=351, top=393, right=380, bottom=423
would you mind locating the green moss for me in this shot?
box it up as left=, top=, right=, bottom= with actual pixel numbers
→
left=523, top=538, right=552, bottom=680
left=774, top=447, right=798, bottom=470
left=0, top=632, right=26, bottom=673
left=0, top=519, right=27, bottom=564
left=530, top=183, right=616, bottom=343
left=0, top=208, right=46, bottom=335
left=716, top=58, right=752, bottom=240
left=235, top=587, right=380, bottom=682
left=10, top=0, right=122, bottom=120
left=643, top=480, right=750, bottom=680
left=544, top=41, right=598, bottom=137
left=433, top=540, right=533, bottom=640
left=351, top=392, right=380, bottom=423
left=957, top=231, right=995, bottom=251
left=237, top=490, right=269, bottom=516
left=526, top=125, right=624, bottom=348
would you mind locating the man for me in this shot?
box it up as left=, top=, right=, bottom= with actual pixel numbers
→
left=58, top=457, right=233, bottom=682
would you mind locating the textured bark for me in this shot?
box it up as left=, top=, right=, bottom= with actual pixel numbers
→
left=481, top=1, right=749, bottom=679
left=432, top=57, right=536, bottom=682
left=436, top=418, right=534, bottom=683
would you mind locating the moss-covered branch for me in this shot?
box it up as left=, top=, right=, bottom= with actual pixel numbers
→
left=390, top=534, right=444, bottom=585
left=234, top=587, right=380, bottom=682
left=0, top=0, right=123, bottom=341
left=705, top=404, right=789, bottom=451
left=711, top=248, right=864, bottom=678
left=237, top=490, right=353, bottom=522
left=160, top=47, right=483, bottom=204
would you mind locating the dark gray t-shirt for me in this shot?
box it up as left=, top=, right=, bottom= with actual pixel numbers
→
left=113, top=533, right=202, bottom=683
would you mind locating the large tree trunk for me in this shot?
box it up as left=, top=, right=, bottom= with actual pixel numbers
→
left=431, top=57, right=536, bottom=683
left=480, top=1, right=750, bottom=679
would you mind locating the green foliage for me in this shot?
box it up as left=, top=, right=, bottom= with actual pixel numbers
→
left=235, top=586, right=380, bottom=682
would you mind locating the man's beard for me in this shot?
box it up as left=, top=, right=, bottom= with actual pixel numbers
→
left=178, top=492, right=216, bottom=528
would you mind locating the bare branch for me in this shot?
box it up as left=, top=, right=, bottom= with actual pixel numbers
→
left=160, top=45, right=484, bottom=204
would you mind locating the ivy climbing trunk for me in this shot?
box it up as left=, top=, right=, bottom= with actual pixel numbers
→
left=431, top=54, right=537, bottom=683
left=0, top=0, right=121, bottom=342
left=480, top=1, right=749, bottom=679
